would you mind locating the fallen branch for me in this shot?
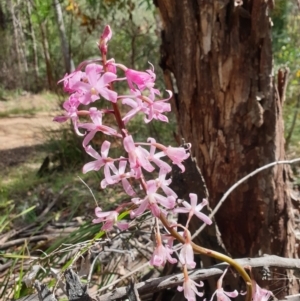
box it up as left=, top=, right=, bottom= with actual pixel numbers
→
left=16, top=255, right=300, bottom=301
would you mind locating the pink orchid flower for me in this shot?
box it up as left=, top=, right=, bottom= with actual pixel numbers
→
left=177, top=266, right=204, bottom=301
left=123, top=135, right=154, bottom=177
left=105, top=58, right=117, bottom=74
left=130, top=180, right=176, bottom=218
left=79, top=107, right=121, bottom=147
left=174, top=193, right=212, bottom=227
left=59, top=70, right=85, bottom=93
left=121, top=87, right=171, bottom=124
left=154, top=169, right=177, bottom=199
left=121, top=90, right=146, bottom=124
left=150, top=243, right=177, bottom=267
left=148, top=138, right=172, bottom=173
left=150, top=141, right=190, bottom=172
left=72, top=63, right=117, bottom=104
left=53, top=93, right=83, bottom=136
left=252, top=282, right=273, bottom=301
left=150, top=231, right=177, bottom=267
left=162, top=145, right=190, bottom=172
left=101, top=160, right=135, bottom=196
left=247, top=267, right=274, bottom=301
left=125, top=63, right=160, bottom=96
left=82, top=141, right=115, bottom=175
left=179, top=230, right=196, bottom=269
left=208, top=268, right=238, bottom=301
left=142, top=90, right=172, bottom=123
left=242, top=266, right=274, bottom=301
left=93, top=207, right=128, bottom=231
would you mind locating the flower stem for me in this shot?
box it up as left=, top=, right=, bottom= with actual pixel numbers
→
left=102, top=52, right=126, bottom=135
left=159, top=213, right=252, bottom=301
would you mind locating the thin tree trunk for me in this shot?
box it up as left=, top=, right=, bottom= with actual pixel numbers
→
left=155, top=0, right=299, bottom=297
left=7, top=0, right=22, bottom=79
left=39, top=21, right=54, bottom=90
left=26, top=0, right=39, bottom=82
left=15, top=0, right=28, bottom=89
left=53, top=0, right=74, bottom=74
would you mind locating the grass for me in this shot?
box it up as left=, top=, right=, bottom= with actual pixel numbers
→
left=1, top=163, right=104, bottom=227
left=0, top=89, right=59, bottom=117
left=0, top=142, right=131, bottom=299
left=0, top=107, right=39, bottom=117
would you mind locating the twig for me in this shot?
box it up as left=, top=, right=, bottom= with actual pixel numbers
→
left=193, top=158, right=300, bottom=238
left=0, top=260, right=13, bottom=272
left=0, top=223, right=37, bottom=245
left=77, top=176, right=98, bottom=207
left=0, top=235, right=55, bottom=250
left=93, top=261, right=150, bottom=295
left=88, top=253, right=100, bottom=283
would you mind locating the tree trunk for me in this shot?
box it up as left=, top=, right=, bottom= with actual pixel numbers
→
left=26, top=0, right=39, bottom=82
left=155, top=0, right=298, bottom=296
left=15, top=0, right=29, bottom=88
left=39, top=21, right=55, bottom=90
left=7, top=0, right=22, bottom=79
left=53, top=0, right=74, bottom=74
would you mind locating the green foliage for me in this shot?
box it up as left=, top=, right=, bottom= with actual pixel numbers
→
left=0, top=107, right=38, bottom=117
left=0, top=0, right=160, bottom=92
left=43, top=127, right=87, bottom=170
left=127, top=111, right=176, bottom=146
left=272, top=1, right=300, bottom=153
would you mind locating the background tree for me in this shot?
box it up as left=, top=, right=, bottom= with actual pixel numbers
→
left=155, top=0, right=299, bottom=297
left=53, top=0, right=74, bottom=74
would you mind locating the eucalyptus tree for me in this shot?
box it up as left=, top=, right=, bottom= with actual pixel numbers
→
left=155, top=0, right=299, bottom=298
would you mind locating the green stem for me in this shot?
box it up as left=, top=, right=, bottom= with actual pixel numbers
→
left=159, top=213, right=252, bottom=301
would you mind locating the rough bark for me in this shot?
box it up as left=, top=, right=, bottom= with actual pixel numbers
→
left=155, top=0, right=298, bottom=296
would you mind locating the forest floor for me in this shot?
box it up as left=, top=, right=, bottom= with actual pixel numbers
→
left=0, top=91, right=150, bottom=301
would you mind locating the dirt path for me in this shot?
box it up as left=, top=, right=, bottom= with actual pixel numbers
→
left=0, top=92, right=63, bottom=149
left=0, top=92, right=65, bottom=168
left=0, top=113, right=61, bottom=150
